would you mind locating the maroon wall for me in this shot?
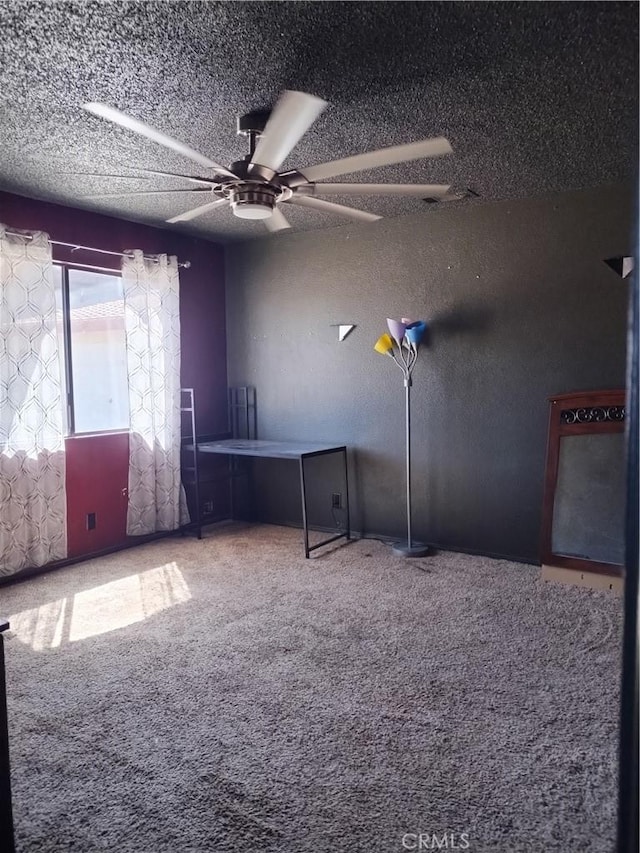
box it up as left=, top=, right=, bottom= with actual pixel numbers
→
left=66, top=433, right=130, bottom=557
left=1, top=191, right=228, bottom=562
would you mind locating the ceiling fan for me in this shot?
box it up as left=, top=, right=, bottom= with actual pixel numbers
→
left=81, top=90, right=457, bottom=232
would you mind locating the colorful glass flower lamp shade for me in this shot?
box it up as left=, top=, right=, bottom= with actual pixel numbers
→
left=373, top=318, right=430, bottom=557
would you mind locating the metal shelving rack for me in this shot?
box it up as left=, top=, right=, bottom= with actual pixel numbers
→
left=227, top=387, right=256, bottom=518
left=181, top=387, right=257, bottom=538
left=228, top=386, right=257, bottom=441
left=180, top=388, right=202, bottom=539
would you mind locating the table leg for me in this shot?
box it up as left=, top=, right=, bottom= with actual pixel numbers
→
left=299, top=456, right=310, bottom=558
left=343, top=447, right=351, bottom=540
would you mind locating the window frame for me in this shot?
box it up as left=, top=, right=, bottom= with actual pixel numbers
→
left=54, top=261, right=129, bottom=438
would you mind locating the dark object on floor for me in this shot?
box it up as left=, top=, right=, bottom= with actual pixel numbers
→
left=0, top=618, right=15, bottom=853
left=617, top=259, right=638, bottom=853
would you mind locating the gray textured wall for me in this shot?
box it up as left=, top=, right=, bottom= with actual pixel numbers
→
left=225, top=185, right=634, bottom=563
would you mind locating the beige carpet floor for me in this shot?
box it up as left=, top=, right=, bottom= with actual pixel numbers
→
left=0, top=523, right=623, bottom=852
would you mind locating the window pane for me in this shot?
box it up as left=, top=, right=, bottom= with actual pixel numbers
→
left=52, top=265, right=68, bottom=434
left=68, top=269, right=129, bottom=433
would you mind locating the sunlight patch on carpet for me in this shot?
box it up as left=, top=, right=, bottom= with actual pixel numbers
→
left=8, top=561, right=191, bottom=648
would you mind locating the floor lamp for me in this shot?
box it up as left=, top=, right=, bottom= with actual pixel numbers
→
left=374, top=318, right=430, bottom=557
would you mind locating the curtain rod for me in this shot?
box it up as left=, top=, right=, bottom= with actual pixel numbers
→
left=4, top=232, right=191, bottom=268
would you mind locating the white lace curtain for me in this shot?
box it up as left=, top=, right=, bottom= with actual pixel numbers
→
left=122, top=250, right=188, bottom=535
left=0, top=225, right=67, bottom=575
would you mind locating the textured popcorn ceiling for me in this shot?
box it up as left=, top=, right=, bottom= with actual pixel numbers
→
left=0, top=1, right=637, bottom=243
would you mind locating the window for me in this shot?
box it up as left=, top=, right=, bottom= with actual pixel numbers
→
left=53, top=265, right=129, bottom=434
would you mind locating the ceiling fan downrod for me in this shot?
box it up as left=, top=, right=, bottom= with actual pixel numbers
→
left=232, top=109, right=280, bottom=219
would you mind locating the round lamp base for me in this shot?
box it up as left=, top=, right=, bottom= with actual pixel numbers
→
left=391, top=542, right=430, bottom=558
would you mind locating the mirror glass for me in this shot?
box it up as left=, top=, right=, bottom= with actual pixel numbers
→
left=551, top=432, right=626, bottom=565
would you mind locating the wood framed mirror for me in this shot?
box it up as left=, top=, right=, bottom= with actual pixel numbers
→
left=540, top=389, right=626, bottom=583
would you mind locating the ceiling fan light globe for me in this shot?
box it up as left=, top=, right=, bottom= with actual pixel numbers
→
left=232, top=203, right=273, bottom=220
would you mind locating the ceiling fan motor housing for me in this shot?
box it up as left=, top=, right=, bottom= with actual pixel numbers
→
left=230, top=185, right=278, bottom=219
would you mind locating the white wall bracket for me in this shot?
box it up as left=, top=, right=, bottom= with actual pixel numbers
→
left=331, top=323, right=356, bottom=341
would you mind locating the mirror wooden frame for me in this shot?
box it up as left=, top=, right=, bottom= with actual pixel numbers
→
left=540, top=388, right=626, bottom=579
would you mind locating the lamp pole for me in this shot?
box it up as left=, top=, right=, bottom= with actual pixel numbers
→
left=405, top=376, right=412, bottom=549
left=374, top=318, right=430, bottom=558
left=391, top=365, right=429, bottom=557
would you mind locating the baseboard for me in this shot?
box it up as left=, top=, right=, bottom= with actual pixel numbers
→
left=248, top=520, right=539, bottom=566
left=0, top=529, right=179, bottom=588
left=541, top=564, right=624, bottom=593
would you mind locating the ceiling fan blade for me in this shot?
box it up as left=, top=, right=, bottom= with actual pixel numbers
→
left=263, top=207, right=291, bottom=233
left=58, top=171, right=152, bottom=181
left=287, top=195, right=380, bottom=222
left=166, top=198, right=229, bottom=224
left=298, top=137, right=453, bottom=183
left=61, top=168, right=219, bottom=186
left=425, top=191, right=469, bottom=203
left=83, top=103, right=236, bottom=177
left=301, top=182, right=452, bottom=197
left=83, top=188, right=213, bottom=199
left=137, top=168, right=219, bottom=186
left=251, top=90, right=327, bottom=172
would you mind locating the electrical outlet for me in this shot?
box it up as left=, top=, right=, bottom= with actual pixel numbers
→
left=86, top=512, right=96, bottom=530
left=331, top=493, right=342, bottom=509
left=203, top=500, right=214, bottom=514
